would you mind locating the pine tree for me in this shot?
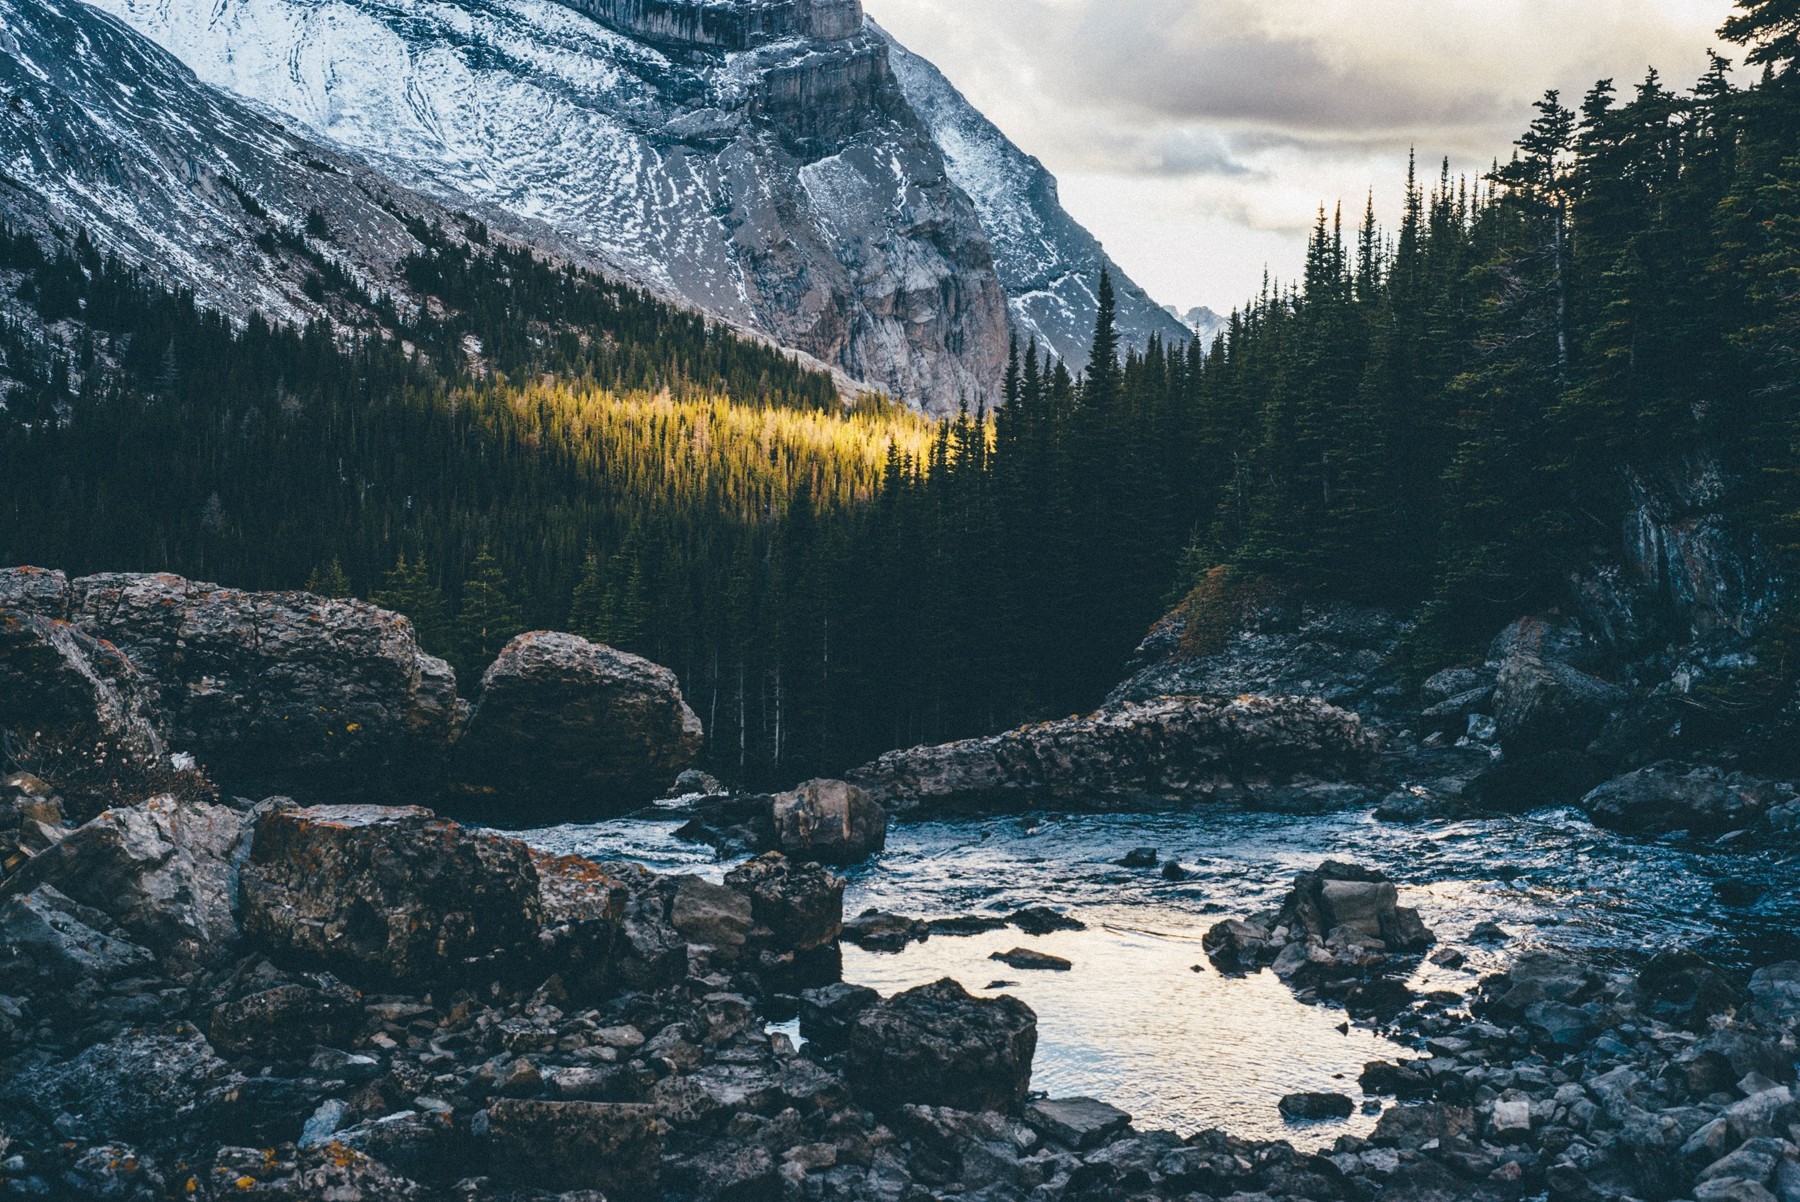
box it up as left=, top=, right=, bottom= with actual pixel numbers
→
left=306, top=558, right=352, bottom=598
left=373, top=553, right=453, bottom=655
left=1723, top=0, right=1800, bottom=70
left=455, top=550, right=526, bottom=675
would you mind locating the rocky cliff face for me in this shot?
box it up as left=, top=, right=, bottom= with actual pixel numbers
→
left=74, top=0, right=1183, bottom=411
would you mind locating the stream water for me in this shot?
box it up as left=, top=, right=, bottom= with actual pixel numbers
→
left=520, top=805, right=1800, bottom=1146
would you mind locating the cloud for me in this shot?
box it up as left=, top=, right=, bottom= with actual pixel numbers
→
left=863, top=0, right=1735, bottom=309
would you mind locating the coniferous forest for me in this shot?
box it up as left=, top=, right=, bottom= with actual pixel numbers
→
left=8, top=6, right=1800, bottom=784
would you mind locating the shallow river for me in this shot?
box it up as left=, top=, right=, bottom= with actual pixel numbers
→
left=520, top=806, right=1800, bottom=1145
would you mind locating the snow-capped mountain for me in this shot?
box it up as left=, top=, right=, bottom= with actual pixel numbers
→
left=1168, top=305, right=1229, bottom=346
left=880, top=25, right=1190, bottom=367
left=70, top=0, right=1185, bottom=410
left=0, top=0, right=474, bottom=330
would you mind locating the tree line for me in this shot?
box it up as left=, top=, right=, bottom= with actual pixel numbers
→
left=7, top=0, right=1800, bottom=783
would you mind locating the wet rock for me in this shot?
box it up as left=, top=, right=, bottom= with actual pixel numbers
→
left=603, top=870, right=689, bottom=992
left=208, top=981, right=361, bottom=1058
left=1161, top=859, right=1189, bottom=881
left=847, top=978, right=1036, bottom=1113
left=1202, top=918, right=1274, bottom=974
left=849, top=693, right=1380, bottom=815
left=723, top=853, right=844, bottom=956
left=1, top=795, right=246, bottom=966
left=989, top=947, right=1072, bottom=971
left=1008, top=906, right=1086, bottom=936
left=480, top=1099, right=659, bottom=1195
left=10, top=572, right=459, bottom=800
left=241, top=805, right=543, bottom=985
left=1024, top=1096, right=1130, bottom=1150
left=1748, top=962, right=1800, bottom=1027
left=1638, top=949, right=1745, bottom=1030
left=798, top=982, right=879, bottom=1052
left=531, top=851, right=630, bottom=998
left=1276, top=861, right=1435, bottom=952
left=1280, top=1091, right=1356, bottom=1121
left=1583, top=763, right=1786, bottom=836
left=770, top=778, right=887, bottom=865
left=0, top=607, right=166, bottom=769
left=449, top=631, right=704, bottom=823
left=1118, top=847, right=1159, bottom=869
left=1490, top=617, right=1628, bottom=757
left=842, top=908, right=926, bottom=952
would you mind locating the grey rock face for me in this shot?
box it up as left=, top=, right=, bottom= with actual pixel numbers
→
left=848, top=694, right=1379, bottom=815
left=449, top=630, right=705, bottom=823
left=0, top=885, right=156, bottom=989
left=0, top=796, right=247, bottom=967
left=1, top=569, right=459, bottom=800
left=878, top=23, right=1192, bottom=369
left=1490, top=617, right=1629, bottom=756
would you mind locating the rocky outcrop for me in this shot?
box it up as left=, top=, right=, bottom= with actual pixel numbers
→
left=1583, top=763, right=1794, bottom=836
left=849, top=694, right=1380, bottom=815
left=448, top=631, right=704, bottom=824
left=240, top=804, right=545, bottom=985
left=847, top=978, right=1037, bottom=1113
left=0, top=605, right=165, bottom=768
left=0, top=569, right=458, bottom=800
left=1489, top=617, right=1629, bottom=757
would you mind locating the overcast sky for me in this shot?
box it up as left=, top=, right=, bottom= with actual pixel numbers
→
left=864, top=0, right=1738, bottom=315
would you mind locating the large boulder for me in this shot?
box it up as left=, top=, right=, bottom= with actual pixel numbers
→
left=1490, top=617, right=1628, bottom=757
left=848, top=693, right=1379, bottom=815
left=847, top=978, right=1037, bottom=1113
left=1273, top=861, right=1434, bottom=952
left=1583, top=763, right=1790, bottom=836
left=771, top=778, right=887, bottom=864
left=240, top=804, right=543, bottom=985
left=0, top=795, right=247, bottom=966
left=723, top=853, right=844, bottom=956
left=448, top=631, right=705, bottom=823
left=0, top=569, right=459, bottom=800
left=0, top=608, right=165, bottom=769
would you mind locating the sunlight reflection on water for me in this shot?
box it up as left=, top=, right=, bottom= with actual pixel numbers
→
left=520, top=805, right=1800, bottom=1146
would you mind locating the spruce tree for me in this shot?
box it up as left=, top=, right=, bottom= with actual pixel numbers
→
left=455, top=550, right=525, bottom=676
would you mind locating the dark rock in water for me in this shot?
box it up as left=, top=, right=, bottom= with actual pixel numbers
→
left=1118, top=846, right=1159, bottom=868
left=480, top=1098, right=660, bottom=1196
left=0, top=605, right=166, bottom=770
left=799, top=981, right=880, bottom=1052
left=1161, top=859, right=1189, bottom=881
left=848, top=693, right=1379, bottom=815
left=848, top=978, right=1037, bottom=1113
left=723, top=853, right=844, bottom=957
left=673, top=791, right=778, bottom=857
left=1275, top=861, right=1434, bottom=953
left=1008, top=906, right=1086, bottom=936
left=3, top=570, right=458, bottom=801
left=1025, top=1096, right=1131, bottom=1150
left=770, top=778, right=888, bottom=865
left=1469, top=921, right=1511, bottom=943
left=928, top=914, right=1011, bottom=936
left=2, top=795, right=247, bottom=967
left=1583, top=762, right=1788, bottom=836
left=241, top=804, right=543, bottom=985
left=449, top=630, right=704, bottom=823
left=989, top=947, right=1072, bottom=971
left=842, top=908, right=925, bottom=952
left=1361, top=1060, right=1434, bottom=1099
left=1279, top=1091, right=1355, bottom=1121
left=208, top=981, right=361, bottom=1058
left=1201, top=918, right=1273, bottom=974
left=1490, top=617, right=1628, bottom=757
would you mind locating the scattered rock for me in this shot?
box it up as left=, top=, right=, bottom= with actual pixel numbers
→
left=723, top=853, right=844, bottom=957
left=481, top=1099, right=660, bottom=1196
left=448, top=631, right=704, bottom=823
left=1024, top=1097, right=1131, bottom=1150
left=1008, top=906, right=1086, bottom=936
left=1583, top=763, right=1788, bottom=836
